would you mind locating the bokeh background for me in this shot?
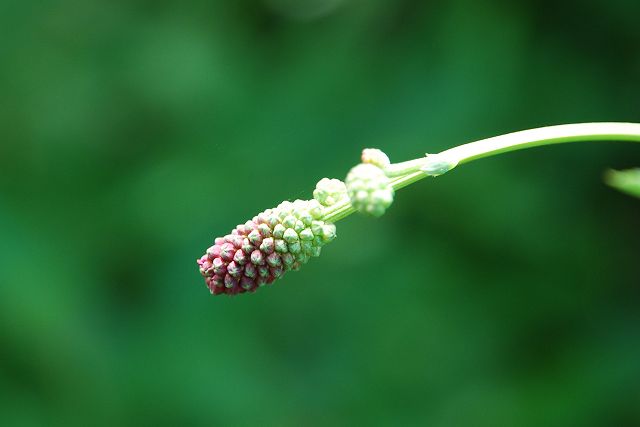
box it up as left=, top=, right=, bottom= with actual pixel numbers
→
left=1, top=0, right=639, bottom=425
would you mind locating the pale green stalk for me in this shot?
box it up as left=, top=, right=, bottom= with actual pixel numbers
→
left=322, top=122, right=640, bottom=223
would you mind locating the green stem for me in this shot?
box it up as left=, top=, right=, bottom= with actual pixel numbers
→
left=382, top=158, right=426, bottom=177
left=322, top=122, right=640, bottom=223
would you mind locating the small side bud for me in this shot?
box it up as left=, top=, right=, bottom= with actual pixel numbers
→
left=361, top=148, right=390, bottom=168
left=313, top=178, right=348, bottom=207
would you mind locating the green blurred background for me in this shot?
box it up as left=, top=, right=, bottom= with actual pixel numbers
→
left=1, top=0, right=639, bottom=425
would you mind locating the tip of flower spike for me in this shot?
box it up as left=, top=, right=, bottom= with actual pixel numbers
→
left=198, top=198, right=337, bottom=296
left=345, top=163, right=394, bottom=217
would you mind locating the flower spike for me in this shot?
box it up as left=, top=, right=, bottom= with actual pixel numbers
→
left=197, top=199, right=336, bottom=295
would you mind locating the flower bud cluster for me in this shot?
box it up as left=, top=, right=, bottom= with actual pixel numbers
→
left=345, top=163, right=394, bottom=217
left=313, top=178, right=348, bottom=207
left=197, top=199, right=336, bottom=295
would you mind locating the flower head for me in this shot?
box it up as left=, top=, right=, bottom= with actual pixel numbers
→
left=197, top=199, right=336, bottom=295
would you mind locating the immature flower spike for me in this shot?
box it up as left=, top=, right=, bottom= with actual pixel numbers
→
left=345, top=163, right=394, bottom=217
left=197, top=199, right=336, bottom=295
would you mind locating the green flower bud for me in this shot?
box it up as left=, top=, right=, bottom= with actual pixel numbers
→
left=307, top=200, right=324, bottom=219
left=345, top=163, right=394, bottom=217
left=274, top=239, right=288, bottom=253
left=321, top=224, right=337, bottom=242
left=299, top=228, right=314, bottom=241
left=288, top=241, right=301, bottom=254
left=283, top=215, right=296, bottom=228
left=282, top=252, right=295, bottom=268
left=283, top=228, right=299, bottom=243
left=273, top=223, right=286, bottom=238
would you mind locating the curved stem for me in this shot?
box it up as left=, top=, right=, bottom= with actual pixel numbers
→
left=440, top=122, right=640, bottom=165
left=322, top=122, right=640, bottom=223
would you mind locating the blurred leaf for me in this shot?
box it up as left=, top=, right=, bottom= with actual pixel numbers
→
left=605, top=168, right=640, bottom=198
